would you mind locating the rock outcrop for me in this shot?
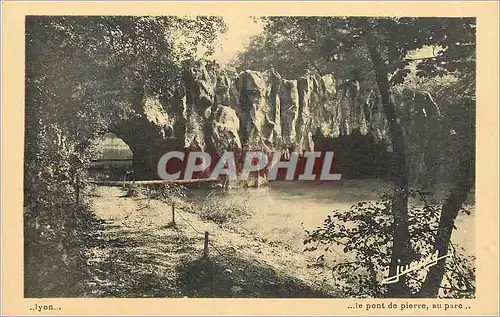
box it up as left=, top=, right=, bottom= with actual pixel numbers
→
left=112, top=61, right=443, bottom=188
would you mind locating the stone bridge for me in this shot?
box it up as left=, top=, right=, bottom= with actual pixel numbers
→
left=110, top=61, right=443, bottom=188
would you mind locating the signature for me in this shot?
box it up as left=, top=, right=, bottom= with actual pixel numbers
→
left=381, top=250, right=453, bottom=285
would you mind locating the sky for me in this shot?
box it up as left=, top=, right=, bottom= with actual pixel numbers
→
left=203, top=16, right=436, bottom=63
left=210, top=16, right=264, bottom=63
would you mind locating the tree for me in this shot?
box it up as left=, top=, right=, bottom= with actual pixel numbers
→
left=231, top=23, right=374, bottom=84
left=253, top=16, right=475, bottom=297
left=24, top=15, right=226, bottom=296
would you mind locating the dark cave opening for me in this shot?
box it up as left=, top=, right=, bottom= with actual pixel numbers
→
left=312, top=130, right=390, bottom=180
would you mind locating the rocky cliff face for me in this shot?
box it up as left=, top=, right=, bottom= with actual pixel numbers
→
left=113, top=61, right=443, bottom=188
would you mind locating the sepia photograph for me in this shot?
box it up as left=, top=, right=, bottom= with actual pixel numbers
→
left=1, top=0, right=498, bottom=314
left=22, top=14, right=479, bottom=301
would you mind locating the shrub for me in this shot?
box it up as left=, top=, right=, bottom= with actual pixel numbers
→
left=303, top=189, right=475, bottom=298
left=124, top=183, right=145, bottom=198
left=200, top=197, right=252, bottom=225
left=23, top=160, right=100, bottom=297
left=150, top=183, right=189, bottom=202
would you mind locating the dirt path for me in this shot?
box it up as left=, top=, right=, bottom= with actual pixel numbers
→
left=83, top=186, right=337, bottom=298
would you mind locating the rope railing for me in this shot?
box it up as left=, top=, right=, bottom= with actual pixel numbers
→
left=172, top=203, right=243, bottom=274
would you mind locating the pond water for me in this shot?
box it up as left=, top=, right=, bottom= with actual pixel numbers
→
left=199, top=179, right=475, bottom=257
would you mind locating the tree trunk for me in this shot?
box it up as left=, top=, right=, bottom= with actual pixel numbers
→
left=418, top=147, right=473, bottom=297
left=364, top=32, right=413, bottom=297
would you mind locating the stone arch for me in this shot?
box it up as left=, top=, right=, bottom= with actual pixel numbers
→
left=90, top=132, right=133, bottom=180
left=94, top=61, right=445, bottom=187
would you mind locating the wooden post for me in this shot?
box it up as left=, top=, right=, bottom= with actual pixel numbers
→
left=75, top=173, right=80, bottom=206
left=171, top=203, right=175, bottom=225
left=147, top=186, right=151, bottom=206
left=204, top=231, right=209, bottom=258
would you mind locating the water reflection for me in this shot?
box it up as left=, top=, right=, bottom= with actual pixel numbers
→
left=193, top=179, right=474, bottom=256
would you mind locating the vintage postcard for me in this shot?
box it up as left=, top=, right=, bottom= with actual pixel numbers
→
left=1, top=1, right=499, bottom=316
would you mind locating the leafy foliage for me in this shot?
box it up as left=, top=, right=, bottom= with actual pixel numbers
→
left=303, top=190, right=475, bottom=298
left=231, top=20, right=373, bottom=84
left=125, top=183, right=189, bottom=202
left=233, top=17, right=475, bottom=88
left=200, top=197, right=252, bottom=225
left=235, top=17, right=476, bottom=298
left=24, top=16, right=226, bottom=297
